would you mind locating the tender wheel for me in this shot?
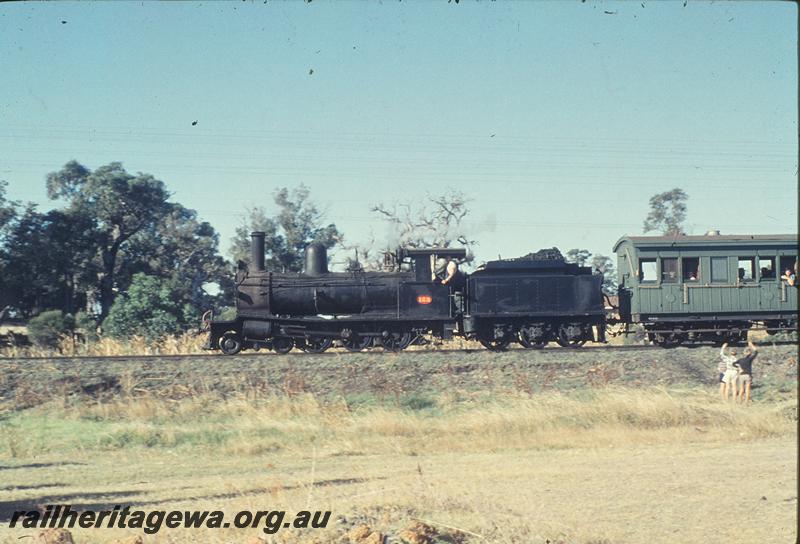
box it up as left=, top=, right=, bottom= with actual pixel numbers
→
left=341, top=333, right=372, bottom=352
left=219, top=331, right=243, bottom=355
left=556, top=324, right=586, bottom=348
left=296, top=336, right=333, bottom=353
left=519, top=325, right=548, bottom=349
left=479, top=338, right=510, bottom=352
left=272, top=337, right=294, bottom=354
left=556, top=337, right=585, bottom=348
left=379, top=331, right=412, bottom=352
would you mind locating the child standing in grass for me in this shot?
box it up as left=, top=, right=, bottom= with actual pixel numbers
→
left=733, top=341, right=758, bottom=403
left=717, top=352, right=728, bottom=399
left=719, top=343, right=738, bottom=400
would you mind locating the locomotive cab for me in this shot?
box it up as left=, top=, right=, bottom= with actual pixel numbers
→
left=396, top=247, right=468, bottom=284
left=394, top=247, right=468, bottom=323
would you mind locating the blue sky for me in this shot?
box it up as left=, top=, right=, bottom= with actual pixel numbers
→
left=1, top=1, right=796, bottom=266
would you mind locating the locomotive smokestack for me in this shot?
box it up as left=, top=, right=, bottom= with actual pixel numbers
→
left=304, top=243, right=328, bottom=276
left=251, top=231, right=265, bottom=272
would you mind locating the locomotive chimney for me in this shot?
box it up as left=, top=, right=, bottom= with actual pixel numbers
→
left=304, top=243, right=328, bottom=276
left=251, top=231, right=265, bottom=272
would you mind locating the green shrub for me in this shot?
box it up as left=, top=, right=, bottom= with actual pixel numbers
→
left=75, top=311, right=99, bottom=343
left=217, top=306, right=237, bottom=321
left=27, top=310, right=75, bottom=348
left=103, top=273, right=184, bottom=341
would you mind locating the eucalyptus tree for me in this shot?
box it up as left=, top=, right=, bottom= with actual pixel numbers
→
left=643, top=188, right=688, bottom=236
left=46, top=161, right=173, bottom=319
left=231, top=185, right=340, bottom=272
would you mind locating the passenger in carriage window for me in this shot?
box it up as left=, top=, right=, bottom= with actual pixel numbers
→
left=781, top=268, right=796, bottom=287
left=759, top=257, right=776, bottom=279
left=682, top=258, right=699, bottom=282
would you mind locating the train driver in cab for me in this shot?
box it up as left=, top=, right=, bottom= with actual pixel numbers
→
left=434, top=257, right=465, bottom=290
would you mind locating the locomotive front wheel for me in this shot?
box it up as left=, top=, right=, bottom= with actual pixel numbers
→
left=379, top=332, right=412, bottom=352
left=341, top=334, right=372, bottom=352
left=479, top=338, right=510, bottom=352
left=272, top=337, right=294, bottom=354
left=219, top=331, right=243, bottom=355
left=297, top=336, right=333, bottom=353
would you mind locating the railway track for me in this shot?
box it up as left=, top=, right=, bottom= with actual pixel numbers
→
left=2, top=339, right=797, bottom=362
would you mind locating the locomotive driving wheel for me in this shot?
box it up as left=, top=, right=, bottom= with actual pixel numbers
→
left=379, top=331, right=412, bottom=352
left=271, top=337, right=294, bottom=354
left=478, top=337, right=511, bottom=352
left=219, top=331, right=243, bottom=355
left=341, top=331, right=372, bottom=352
left=296, top=336, right=333, bottom=353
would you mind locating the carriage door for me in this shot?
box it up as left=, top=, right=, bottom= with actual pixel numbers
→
left=757, top=255, right=778, bottom=310
left=659, top=255, right=682, bottom=314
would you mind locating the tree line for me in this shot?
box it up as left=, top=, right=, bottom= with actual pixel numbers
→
left=0, top=160, right=687, bottom=346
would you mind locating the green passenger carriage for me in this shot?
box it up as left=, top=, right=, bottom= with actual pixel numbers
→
left=613, top=234, right=798, bottom=346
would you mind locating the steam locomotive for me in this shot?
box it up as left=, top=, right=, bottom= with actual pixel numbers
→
left=205, top=231, right=798, bottom=354
left=204, top=232, right=606, bottom=354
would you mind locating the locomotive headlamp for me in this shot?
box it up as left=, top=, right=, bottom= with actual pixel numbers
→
left=417, top=295, right=432, bottom=305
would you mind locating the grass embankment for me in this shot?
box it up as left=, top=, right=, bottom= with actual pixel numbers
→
left=2, top=387, right=796, bottom=458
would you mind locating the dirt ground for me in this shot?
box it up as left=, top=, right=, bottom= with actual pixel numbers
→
left=0, top=436, right=795, bottom=543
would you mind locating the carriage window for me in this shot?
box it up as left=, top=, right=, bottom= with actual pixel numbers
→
left=737, top=257, right=755, bottom=281
left=711, top=257, right=728, bottom=283
left=661, top=258, right=678, bottom=283
left=682, top=257, right=700, bottom=281
left=639, top=258, right=657, bottom=283
left=779, top=256, right=797, bottom=279
left=758, top=257, right=775, bottom=280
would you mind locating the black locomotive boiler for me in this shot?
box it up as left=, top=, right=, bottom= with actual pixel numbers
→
left=205, top=232, right=607, bottom=354
left=207, top=232, right=467, bottom=354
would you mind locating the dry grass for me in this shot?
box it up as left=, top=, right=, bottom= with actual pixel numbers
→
left=0, top=332, right=207, bottom=358
left=3, top=387, right=795, bottom=458
left=1, top=385, right=796, bottom=543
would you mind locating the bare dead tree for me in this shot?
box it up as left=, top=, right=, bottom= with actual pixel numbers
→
left=370, top=189, right=477, bottom=250
left=340, top=189, right=477, bottom=272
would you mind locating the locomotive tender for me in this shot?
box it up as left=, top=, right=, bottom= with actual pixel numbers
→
left=206, top=232, right=606, bottom=354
